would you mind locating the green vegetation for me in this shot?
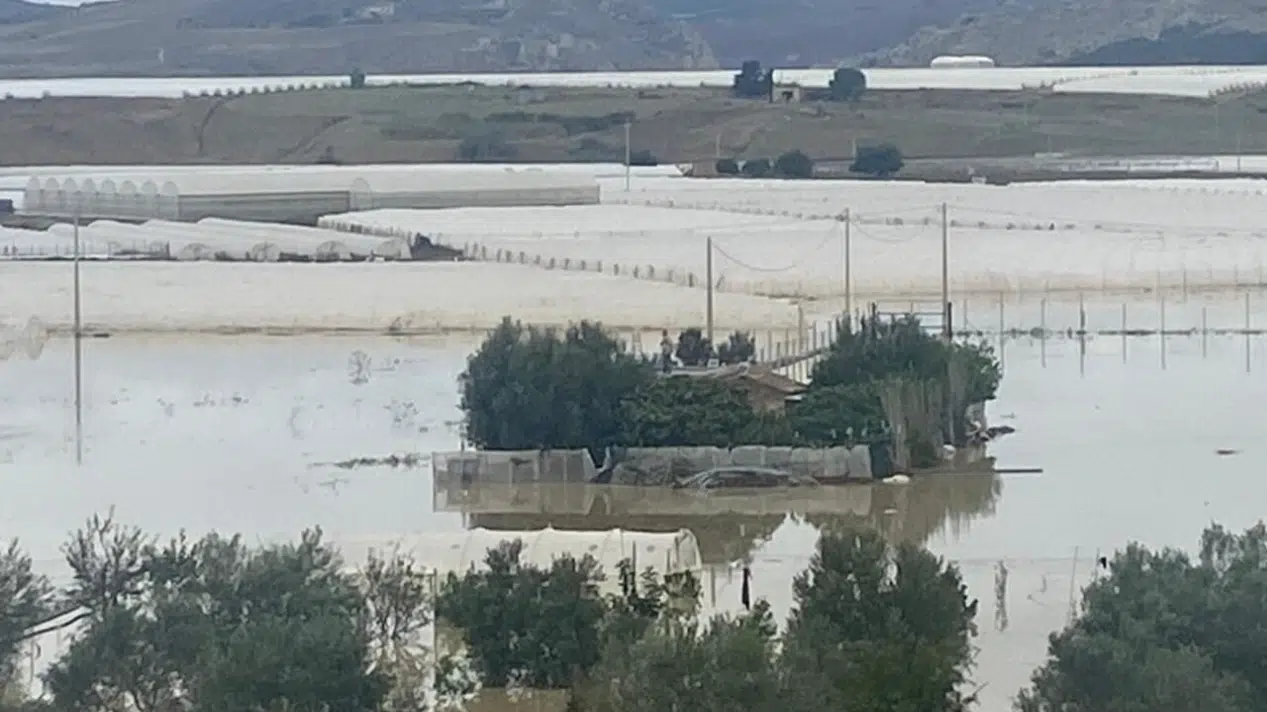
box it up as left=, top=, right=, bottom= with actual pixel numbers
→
left=457, top=314, right=1000, bottom=467
left=731, top=60, right=775, bottom=100
left=773, top=149, right=814, bottom=178
left=828, top=67, right=867, bottom=101
left=438, top=527, right=977, bottom=712
left=5, top=514, right=1266, bottom=710
left=12, top=84, right=1267, bottom=168
left=1018, top=523, right=1267, bottom=712
left=0, top=514, right=457, bottom=712
left=851, top=143, right=905, bottom=177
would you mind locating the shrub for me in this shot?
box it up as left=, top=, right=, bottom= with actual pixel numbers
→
left=715, top=158, right=740, bottom=175
left=349, top=68, right=366, bottom=89
left=741, top=158, right=771, bottom=178
left=850, top=143, right=904, bottom=177
left=774, top=150, right=814, bottom=179
left=628, top=149, right=658, bottom=166
left=829, top=67, right=866, bottom=101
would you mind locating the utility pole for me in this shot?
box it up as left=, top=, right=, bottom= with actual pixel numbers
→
left=705, top=237, right=714, bottom=346
left=842, top=209, right=852, bottom=329
left=624, top=121, right=631, bottom=192
left=941, top=202, right=950, bottom=341
left=940, top=201, right=954, bottom=449
left=72, top=209, right=84, bottom=465
left=714, top=133, right=721, bottom=159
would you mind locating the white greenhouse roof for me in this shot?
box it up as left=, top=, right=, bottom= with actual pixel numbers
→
left=23, top=166, right=602, bottom=200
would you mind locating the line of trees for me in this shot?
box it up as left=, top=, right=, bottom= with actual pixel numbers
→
left=8, top=517, right=1263, bottom=711
left=458, top=314, right=1001, bottom=469
left=714, top=145, right=905, bottom=180
left=732, top=62, right=868, bottom=103
left=715, top=150, right=814, bottom=179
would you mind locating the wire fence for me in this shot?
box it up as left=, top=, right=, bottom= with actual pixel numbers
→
left=310, top=199, right=1267, bottom=300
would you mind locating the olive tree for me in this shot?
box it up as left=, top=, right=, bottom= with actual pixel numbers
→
left=782, top=529, right=979, bottom=712
left=0, top=541, right=56, bottom=709
left=39, top=514, right=436, bottom=712
left=1017, top=523, right=1267, bottom=712
left=459, top=318, right=653, bottom=453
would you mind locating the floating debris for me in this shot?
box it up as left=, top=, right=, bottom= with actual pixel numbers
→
left=316, top=453, right=431, bottom=469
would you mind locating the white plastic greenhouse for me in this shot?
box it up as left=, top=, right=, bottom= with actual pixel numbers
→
left=335, top=527, right=701, bottom=587
left=36, top=218, right=412, bottom=261
left=22, top=166, right=602, bottom=221
left=348, top=168, right=601, bottom=211
left=0, top=225, right=120, bottom=258
left=197, top=218, right=410, bottom=259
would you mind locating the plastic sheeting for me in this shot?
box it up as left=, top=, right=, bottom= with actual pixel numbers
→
left=30, top=219, right=412, bottom=262
left=434, top=449, right=598, bottom=487
left=23, top=166, right=601, bottom=221
left=621, top=445, right=872, bottom=480
left=335, top=527, right=702, bottom=580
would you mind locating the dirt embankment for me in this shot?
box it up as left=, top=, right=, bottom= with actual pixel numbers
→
left=2, top=85, right=1266, bottom=167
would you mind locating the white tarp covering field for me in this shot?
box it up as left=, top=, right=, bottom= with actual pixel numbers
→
left=0, top=261, right=797, bottom=333
left=320, top=177, right=1267, bottom=298
left=4, top=65, right=1267, bottom=97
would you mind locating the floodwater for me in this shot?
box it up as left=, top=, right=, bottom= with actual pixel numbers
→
left=2, top=308, right=1265, bottom=710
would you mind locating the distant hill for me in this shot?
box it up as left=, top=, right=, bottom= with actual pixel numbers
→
left=0, top=0, right=717, bottom=78
left=2, top=0, right=1267, bottom=78
left=643, top=0, right=1009, bottom=68
left=872, top=0, right=1267, bottom=66
left=0, top=0, right=70, bottom=24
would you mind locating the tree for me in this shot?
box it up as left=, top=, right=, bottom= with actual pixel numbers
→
left=619, top=376, right=757, bottom=448
left=787, top=383, right=888, bottom=446
left=1017, top=523, right=1267, bottom=712
left=812, top=314, right=1001, bottom=409
left=774, top=150, right=814, bottom=179
left=349, top=68, right=367, bottom=89
left=782, top=529, right=978, bottom=712
left=38, top=514, right=428, bottom=712
left=828, top=67, right=866, bottom=101
left=572, top=603, right=786, bottom=712
left=714, top=158, right=739, bottom=175
left=436, top=541, right=608, bottom=690
left=627, top=149, right=658, bottom=166
left=716, top=330, right=755, bottom=364
left=674, top=327, right=713, bottom=366
left=732, top=60, right=774, bottom=100
left=0, top=541, right=55, bottom=706
left=436, top=543, right=693, bottom=696
left=459, top=318, right=653, bottom=453
left=741, top=158, right=771, bottom=178
left=850, top=143, right=904, bottom=177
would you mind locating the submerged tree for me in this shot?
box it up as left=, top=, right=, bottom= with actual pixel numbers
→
left=782, top=529, right=979, bottom=712
left=1017, top=523, right=1267, bottom=712
left=459, top=318, right=653, bottom=454
left=36, top=514, right=448, bottom=712
left=0, top=541, right=55, bottom=708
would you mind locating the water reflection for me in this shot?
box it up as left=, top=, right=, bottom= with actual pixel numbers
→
left=443, top=467, right=1001, bottom=566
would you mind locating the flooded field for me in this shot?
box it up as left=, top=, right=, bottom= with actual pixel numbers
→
left=2, top=313, right=1265, bottom=710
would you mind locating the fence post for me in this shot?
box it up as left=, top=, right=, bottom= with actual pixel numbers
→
left=1201, top=306, right=1208, bottom=359
left=1246, top=291, right=1252, bottom=374
left=1122, top=303, right=1128, bottom=363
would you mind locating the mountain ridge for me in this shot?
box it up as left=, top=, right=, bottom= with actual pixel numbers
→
left=1, top=0, right=1266, bottom=77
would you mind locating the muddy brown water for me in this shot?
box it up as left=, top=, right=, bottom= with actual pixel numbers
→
left=2, top=323, right=1264, bottom=709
